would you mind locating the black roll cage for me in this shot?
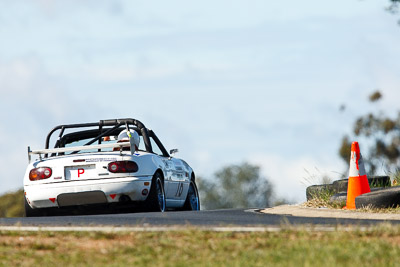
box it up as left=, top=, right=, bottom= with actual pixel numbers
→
left=44, top=118, right=170, bottom=158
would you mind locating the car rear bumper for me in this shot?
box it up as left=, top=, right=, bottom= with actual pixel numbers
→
left=24, top=176, right=152, bottom=209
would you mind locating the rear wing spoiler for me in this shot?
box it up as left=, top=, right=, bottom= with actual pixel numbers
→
left=28, top=142, right=133, bottom=163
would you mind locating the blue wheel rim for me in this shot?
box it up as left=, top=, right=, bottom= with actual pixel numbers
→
left=156, top=178, right=165, bottom=212
left=188, top=182, right=199, bottom=210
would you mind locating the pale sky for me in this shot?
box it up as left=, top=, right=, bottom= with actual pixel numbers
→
left=1, top=0, right=400, bottom=203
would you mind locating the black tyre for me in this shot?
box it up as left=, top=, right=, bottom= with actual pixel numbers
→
left=330, top=187, right=387, bottom=205
left=24, top=196, right=44, bottom=217
left=182, top=180, right=200, bottom=211
left=147, top=172, right=166, bottom=212
left=332, top=179, right=348, bottom=193
left=329, top=192, right=347, bottom=204
left=332, top=176, right=391, bottom=194
left=355, top=186, right=400, bottom=209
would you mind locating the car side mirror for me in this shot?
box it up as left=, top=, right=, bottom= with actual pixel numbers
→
left=170, top=149, right=179, bottom=156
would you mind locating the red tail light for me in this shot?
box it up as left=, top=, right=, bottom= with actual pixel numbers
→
left=29, top=167, right=52, bottom=181
left=108, top=161, right=138, bottom=173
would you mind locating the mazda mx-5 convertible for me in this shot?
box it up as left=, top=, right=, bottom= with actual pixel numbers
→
left=24, top=118, right=200, bottom=216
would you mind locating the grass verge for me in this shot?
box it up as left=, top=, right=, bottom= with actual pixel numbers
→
left=2, top=227, right=400, bottom=266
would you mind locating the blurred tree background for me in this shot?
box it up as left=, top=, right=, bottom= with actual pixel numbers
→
left=388, top=0, right=400, bottom=24
left=0, top=189, right=24, bottom=217
left=337, top=0, right=400, bottom=179
left=339, top=91, right=400, bottom=177
left=197, top=162, right=278, bottom=210
left=388, top=1, right=400, bottom=13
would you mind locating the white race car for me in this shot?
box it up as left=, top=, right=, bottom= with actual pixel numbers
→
left=24, top=118, right=200, bottom=216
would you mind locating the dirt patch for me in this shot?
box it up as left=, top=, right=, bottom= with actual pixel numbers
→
left=260, top=204, right=400, bottom=220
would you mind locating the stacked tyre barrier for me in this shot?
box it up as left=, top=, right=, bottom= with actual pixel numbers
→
left=306, top=176, right=395, bottom=208
left=355, top=186, right=400, bottom=209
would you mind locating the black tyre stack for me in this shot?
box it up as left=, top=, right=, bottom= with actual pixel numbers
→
left=306, top=176, right=393, bottom=208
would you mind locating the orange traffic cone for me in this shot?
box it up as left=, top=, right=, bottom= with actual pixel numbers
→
left=344, top=142, right=371, bottom=209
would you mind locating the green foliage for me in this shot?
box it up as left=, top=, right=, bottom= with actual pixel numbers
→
left=197, top=162, right=274, bottom=209
left=339, top=91, right=400, bottom=175
left=3, top=229, right=400, bottom=266
left=0, top=189, right=25, bottom=217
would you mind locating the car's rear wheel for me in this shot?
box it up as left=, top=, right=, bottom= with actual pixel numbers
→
left=147, top=172, right=166, bottom=212
left=24, top=196, right=44, bottom=217
left=183, top=179, right=200, bottom=211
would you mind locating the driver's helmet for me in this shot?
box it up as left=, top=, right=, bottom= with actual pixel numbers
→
left=118, top=129, right=140, bottom=150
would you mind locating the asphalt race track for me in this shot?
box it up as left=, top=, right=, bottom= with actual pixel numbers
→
left=1, top=209, right=399, bottom=227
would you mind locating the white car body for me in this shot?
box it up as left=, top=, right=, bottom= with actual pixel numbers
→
left=23, top=118, right=200, bottom=216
